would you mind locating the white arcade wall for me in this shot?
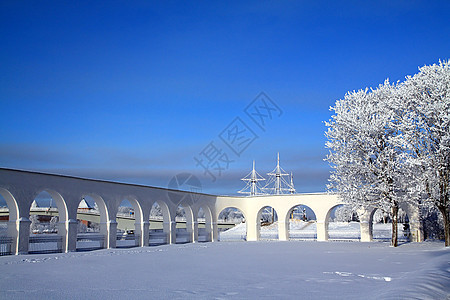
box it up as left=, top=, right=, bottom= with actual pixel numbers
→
left=0, top=168, right=423, bottom=255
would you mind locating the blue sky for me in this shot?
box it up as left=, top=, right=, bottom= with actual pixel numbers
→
left=1, top=1, right=449, bottom=195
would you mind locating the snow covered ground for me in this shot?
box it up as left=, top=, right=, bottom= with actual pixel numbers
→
left=0, top=240, right=449, bottom=299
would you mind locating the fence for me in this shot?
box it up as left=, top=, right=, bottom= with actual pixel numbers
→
left=29, top=235, right=63, bottom=254
left=197, top=228, right=209, bottom=242
left=176, top=229, right=190, bottom=244
left=76, top=233, right=105, bottom=251
left=0, top=236, right=13, bottom=256
left=116, top=233, right=140, bottom=248
left=149, top=230, right=167, bottom=246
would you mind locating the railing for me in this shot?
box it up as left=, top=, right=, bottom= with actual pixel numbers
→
left=197, top=228, right=209, bottom=242
left=76, top=233, right=105, bottom=251
left=328, top=231, right=361, bottom=241
left=116, top=233, right=140, bottom=248
left=29, top=234, right=63, bottom=254
left=218, top=233, right=247, bottom=242
left=149, top=230, right=167, bottom=246
left=373, top=229, right=410, bottom=242
left=288, top=232, right=317, bottom=240
left=259, top=232, right=279, bottom=240
left=176, top=230, right=190, bottom=244
left=0, top=236, right=13, bottom=256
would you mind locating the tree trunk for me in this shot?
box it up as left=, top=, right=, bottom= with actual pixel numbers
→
left=391, top=204, right=398, bottom=247
left=437, top=205, right=449, bottom=247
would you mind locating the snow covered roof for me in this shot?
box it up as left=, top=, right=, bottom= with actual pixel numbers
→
left=78, top=199, right=92, bottom=209
left=31, top=200, right=39, bottom=208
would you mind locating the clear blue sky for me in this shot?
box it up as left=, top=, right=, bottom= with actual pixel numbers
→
left=1, top=1, right=449, bottom=195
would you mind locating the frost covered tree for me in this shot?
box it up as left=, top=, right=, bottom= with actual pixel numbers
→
left=30, top=215, right=41, bottom=233
left=150, top=203, right=163, bottom=219
left=333, top=205, right=355, bottom=222
left=398, top=60, right=450, bottom=246
left=49, top=216, right=59, bottom=233
left=325, top=80, right=411, bottom=247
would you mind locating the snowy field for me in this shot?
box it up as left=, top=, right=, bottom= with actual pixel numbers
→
left=0, top=241, right=449, bottom=299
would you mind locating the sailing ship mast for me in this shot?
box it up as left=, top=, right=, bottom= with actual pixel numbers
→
left=238, top=161, right=266, bottom=196
left=263, top=153, right=295, bottom=195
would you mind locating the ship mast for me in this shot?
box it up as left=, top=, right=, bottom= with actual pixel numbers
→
left=263, top=153, right=295, bottom=195
left=289, top=172, right=296, bottom=194
left=238, top=161, right=266, bottom=196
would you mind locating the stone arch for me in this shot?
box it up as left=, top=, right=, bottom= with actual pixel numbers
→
left=325, top=204, right=360, bottom=241
left=285, top=204, right=317, bottom=222
left=218, top=207, right=247, bottom=241
left=196, top=204, right=213, bottom=242
left=0, top=188, right=19, bottom=255
left=152, top=200, right=171, bottom=223
left=256, top=205, right=278, bottom=240
left=399, top=203, right=422, bottom=242
left=179, top=203, right=194, bottom=224
left=117, top=196, right=143, bottom=226
left=115, top=197, right=144, bottom=248
left=28, top=189, right=67, bottom=254
left=31, top=188, right=68, bottom=224
left=198, top=204, right=213, bottom=225
left=0, top=188, right=18, bottom=222
left=149, top=200, right=171, bottom=245
left=369, top=207, right=390, bottom=241
left=369, top=206, right=413, bottom=243
left=76, top=194, right=108, bottom=251
left=174, top=203, right=194, bottom=243
left=83, top=193, right=108, bottom=223
left=285, top=204, right=317, bottom=240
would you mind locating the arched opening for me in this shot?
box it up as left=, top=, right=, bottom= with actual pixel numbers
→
left=371, top=208, right=410, bottom=243
left=116, top=198, right=142, bottom=248
left=257, top=206, right=278, bottom=240
left=28, top=190, right=66, bottom=254
left=0, top=191, right=13, bottom=255
left=197, top=206, right=213, bottom=242
left=149, top=201, right=170, bottom=246
left=0, top=193, right=8, bottom=238
left=0, top=188, right=19, bottom=255
left=286, top=204, right=317, bottom=240
left=0, top=194, right=7, bottom=255
left=371, top=208, right=390, bottom=242
left=326, top=204, right=360, bottom=241
left=175, top=205, right=193, bottom=244
left=218, top=207, right=246, bottom=241
left=76, top=195, right=107, bottom=251
left=421, top=206, right=444, bottom=241
left=0, top=188, right=20, bottom=255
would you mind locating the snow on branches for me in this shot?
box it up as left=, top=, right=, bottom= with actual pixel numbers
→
left=399, top=60, right=450, bottom=246
left=325, top=60, right=450, bottom=246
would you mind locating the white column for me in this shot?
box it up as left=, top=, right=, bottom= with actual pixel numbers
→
left=357, top=207, right=374, bottom=243
left=60, top=219, right=77, bottom=252
left=410, top=221, right=423, bottom=242
left=134, top=222, right=143, bottom=247
left=16, top=217, right=31, bottom=255
left=316, top=220, right=328, bottom=241
left=164, top=221, right=176, bottom=244
left=142, top=221, right=150, bottom=247
left=8, top=220, right=19, bottom=255
left=359, top=221, right=373, bottom=242
left=186, top=220, right=194, bottom=243
left=278, top=220, right=289, bottom=241
left=211, top=221, right=218, bottom=242
left=107, top=220, right=118, bottom=249
left=247, top=219, right=259, bottom=241
left=193, top=221, right=199, bottom=243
